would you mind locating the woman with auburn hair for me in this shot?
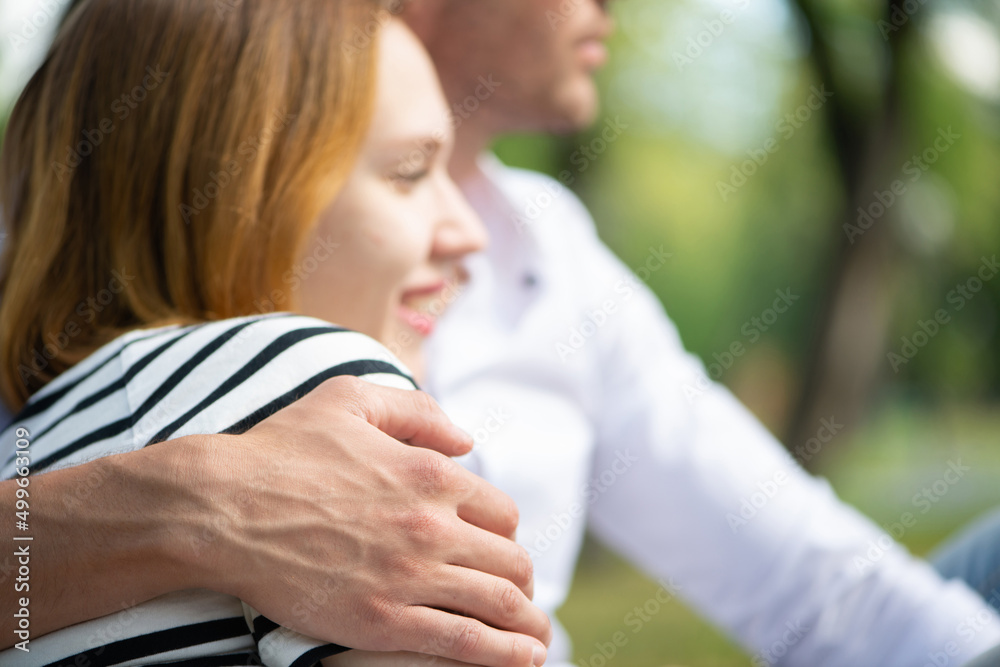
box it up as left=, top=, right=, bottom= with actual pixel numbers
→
left=0, top=1, right=549, bottom=666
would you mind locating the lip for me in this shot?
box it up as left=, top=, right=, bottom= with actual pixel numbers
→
left=397, top=304, right=436, bottom=337
left=578, top=38, right=608, bottom=69
left=578, top=13, right=613, bottom=69
left=397, top=280, right=449, bottom=337
left=400, top=280, right=447, bottom=298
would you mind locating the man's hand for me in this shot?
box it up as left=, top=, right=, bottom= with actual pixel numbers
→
left=186, top=377, right=550, bottom=667
left=1, top=376, right=549, bottom=667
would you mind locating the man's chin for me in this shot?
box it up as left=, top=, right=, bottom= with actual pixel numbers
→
left=545, top=79, right=602, bottom=134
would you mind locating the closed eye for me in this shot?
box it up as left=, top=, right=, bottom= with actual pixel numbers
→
left=389, top=167, right=431, bottom=192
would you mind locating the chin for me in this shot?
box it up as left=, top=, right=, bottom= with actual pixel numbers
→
left=544, top=75, right=601, bottom=134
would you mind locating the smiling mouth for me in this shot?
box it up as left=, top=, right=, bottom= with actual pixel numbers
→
left=398, top=282, right=449, bottom=337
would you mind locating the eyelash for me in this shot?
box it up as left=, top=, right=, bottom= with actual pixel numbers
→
left=397, top=168, right=430, bottom=182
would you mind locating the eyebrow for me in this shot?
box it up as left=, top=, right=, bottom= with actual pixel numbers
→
left=381, top=135, right=444, bottom=174
left=385, top=135, right=443, bottom=158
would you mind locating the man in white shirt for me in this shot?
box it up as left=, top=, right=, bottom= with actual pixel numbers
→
left=404, top=1, right=1000, bottom=664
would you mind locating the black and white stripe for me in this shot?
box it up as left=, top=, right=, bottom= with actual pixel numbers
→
left=1, top=314, right=416, bottom=667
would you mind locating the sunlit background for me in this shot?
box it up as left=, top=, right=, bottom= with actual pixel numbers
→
left=2, top=0, right=999, bottom=664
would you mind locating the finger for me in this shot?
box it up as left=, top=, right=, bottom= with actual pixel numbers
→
left=448, top=520, right=534, bottom=601
left=341, top=382, right=473, bottom=456
left=454, top=466, right=520, bottom=540
left=423, top=565, right=551, bottom=647
left=397, top=606, right=547, bottom=667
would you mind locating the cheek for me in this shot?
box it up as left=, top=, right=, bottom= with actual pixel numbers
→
left=320, top=192, right=434, bottom=330
left=358, top=223, right=424, bottom=271
left=333, top=182, right=428, bottom=279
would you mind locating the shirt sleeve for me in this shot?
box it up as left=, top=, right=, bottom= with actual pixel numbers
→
left=242, top=605, right=350, bottom=667
left=565, top=216, right=1000, bottom=665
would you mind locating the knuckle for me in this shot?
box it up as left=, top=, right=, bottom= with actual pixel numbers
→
left=412, top=389, right=440, bottom=415
left=400, top=506, right=448, bottom=545
left=512, top=547, right=534, bottom=588
left=495, top=581, right=523, bottom=621
left=409, top=450, right=453, bottom=494
left=358, top=593, right=403, bottom=634
left=384, top=550, right=429, bottom=581
left=508, top=638, right=533, bottom=667
left=449, top=619, right=484, bottom=662
left=322, top=375, right=368, bottom=411
left=326, top=374, right=364, bottom=396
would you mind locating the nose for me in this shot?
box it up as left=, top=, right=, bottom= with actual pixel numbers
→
left=431, top=175, right=489, bottom=261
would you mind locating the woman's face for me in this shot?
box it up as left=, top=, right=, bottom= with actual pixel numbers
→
left=296, top=20, right=486, bottom=379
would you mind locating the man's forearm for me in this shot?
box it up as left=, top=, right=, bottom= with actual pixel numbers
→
left=0, top=435, right=218, bottom=649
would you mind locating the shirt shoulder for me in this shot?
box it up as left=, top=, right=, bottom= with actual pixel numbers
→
left=118, top=313, right=415, bottom=445
left=2, top=314, right=412, bottom=476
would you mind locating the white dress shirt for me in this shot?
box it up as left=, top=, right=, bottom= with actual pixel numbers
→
left=424, top=154, right=1000, bottom=666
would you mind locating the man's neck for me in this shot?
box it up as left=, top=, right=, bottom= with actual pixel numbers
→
left=448, top=120, right=496, bottom=184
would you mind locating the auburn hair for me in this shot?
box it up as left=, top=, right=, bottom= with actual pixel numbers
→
left=0, top=0, right=384, bottom=409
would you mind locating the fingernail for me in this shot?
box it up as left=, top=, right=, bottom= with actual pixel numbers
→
left=533, top=644, right=546, bottom=666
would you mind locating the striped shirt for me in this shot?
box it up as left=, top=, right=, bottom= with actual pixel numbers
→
left=1, top=314, right=416, bottom=667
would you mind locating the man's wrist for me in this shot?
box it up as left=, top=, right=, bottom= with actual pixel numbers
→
left=138, top=434, right=242, bottom=599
